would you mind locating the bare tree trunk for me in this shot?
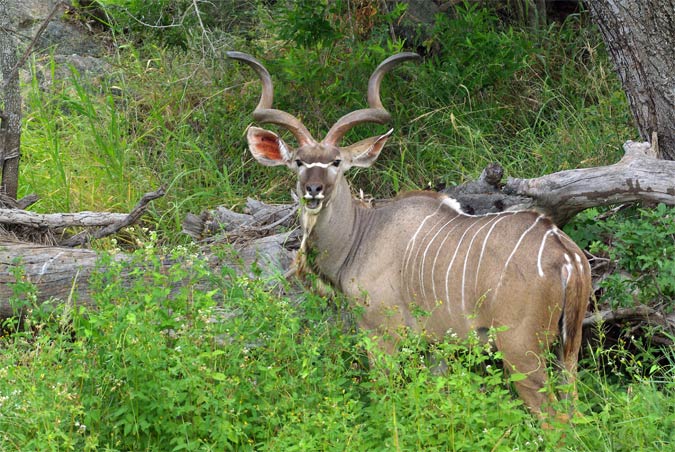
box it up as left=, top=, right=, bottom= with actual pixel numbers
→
left=588, top=0, right=675, bottom=160
left=0, top=0, right=21, bottom=198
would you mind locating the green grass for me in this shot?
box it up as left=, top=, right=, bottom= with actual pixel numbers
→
left=1, top=247, right=674, bottom=450
left=6, top=1, right=672, bottom=450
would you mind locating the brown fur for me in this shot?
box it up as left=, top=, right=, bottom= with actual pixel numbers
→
left=233, top=50, right=592, bottom=423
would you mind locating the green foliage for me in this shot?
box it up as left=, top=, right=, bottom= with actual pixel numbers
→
left=3, top=247, right=675, bottom=449
left=22, top=61, right=150, bottom=214
left=96, top=0, right=195, bottom=47
left=0, top=245, right=354, bottom=450
left=274, top=0, right=341, bottom=48
left=566, top=204, right=675, bottom=310
left=572, top=328, right=675, bottom=451
left=427, top=3, right=533, bottom=93
left=21, top=2, right=633, bottom=244
left=96, top=0, right=260, bottom=48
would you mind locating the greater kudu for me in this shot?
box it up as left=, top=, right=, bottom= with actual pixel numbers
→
left=227, top=51, right=591, bottom=419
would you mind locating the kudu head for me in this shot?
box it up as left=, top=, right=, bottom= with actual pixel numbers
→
left=226, top=51, right=420, bottom=214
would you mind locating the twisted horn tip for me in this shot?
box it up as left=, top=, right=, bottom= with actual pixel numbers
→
left=226, top=51, right=259, bottom=64
left=383, top=52, right=422, bottom=64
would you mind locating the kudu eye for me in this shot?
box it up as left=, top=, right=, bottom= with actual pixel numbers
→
left=295, top=159, right=304, bottom=167
left=332, top=159, right=341, bottom=167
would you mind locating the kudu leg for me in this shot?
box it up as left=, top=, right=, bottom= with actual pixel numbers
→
left=496, top=333, right=558, bottom=419
left=359, top=305, right=411, bottom=371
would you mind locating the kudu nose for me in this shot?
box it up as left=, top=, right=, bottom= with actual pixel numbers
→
left=305, top=183, right=324, bottom=197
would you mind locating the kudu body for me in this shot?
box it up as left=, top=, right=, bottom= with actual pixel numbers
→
left=228, top=51, right=592, bottom=418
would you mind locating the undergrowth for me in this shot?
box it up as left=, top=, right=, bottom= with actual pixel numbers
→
left=2, top=246, right=674, bottom=450
left=566, top=203, right=675, bottom=311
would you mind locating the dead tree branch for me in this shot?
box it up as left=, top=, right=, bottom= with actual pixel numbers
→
left=442, top=141, right=675, bottom=225
left=0, top=209, right=129, bottom=228
left=59, top=186, right=166, bottom=247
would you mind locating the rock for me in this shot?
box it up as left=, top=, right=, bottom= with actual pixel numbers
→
left=5, top=0, right=110, bottom=88
left=385, top=0, right=441, bottom=53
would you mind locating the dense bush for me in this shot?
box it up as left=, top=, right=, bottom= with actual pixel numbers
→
left=566, top=204, right=675, bottom=311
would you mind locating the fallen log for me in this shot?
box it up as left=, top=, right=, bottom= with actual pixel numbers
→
left=60, top=187, right=166, bottom=247
left=0, top=241, right=127, bottom=318
left=0, top=187, right=165, bottom=248
left=583, top=305, right=675, bottom=343
left=0, top=209, right=129, bottom=228
left=0, top=196, right=298, bottom=317
left=182, top=197, right=298, bottom=243
left=0, top=236, right=296, bottom=318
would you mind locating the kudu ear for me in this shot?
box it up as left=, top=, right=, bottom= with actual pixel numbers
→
left=246, top=126, right=293, bottom=167
left=342, top=129, right=393, bottom=168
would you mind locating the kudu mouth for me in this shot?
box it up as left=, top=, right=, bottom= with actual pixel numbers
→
left=303, top=193, right=325, bottom=214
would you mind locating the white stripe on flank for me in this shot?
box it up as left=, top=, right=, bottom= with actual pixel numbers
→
left=536, top=229, right=556, bottom=277
left=496, top=215, right=544, bottom=290
left=420, top=216, right=460, bottom=301
left=553, top=228, right=579, bottom=250
left=430, top=221, right=464, bottom=302
left=574, top=253, right=584, bottom=275
left=416, top=214, right=451, bottom=300
left=403, top=204, right=444, bottom=296
left=560, top=253, right=575, bottom=345
left=444, top=218, right=483, bottom=313
left=461, top=216, right=499, bottom=311
left=563, top=253, right=573, bottom=286
left=473, top=214, right=512, bottom=293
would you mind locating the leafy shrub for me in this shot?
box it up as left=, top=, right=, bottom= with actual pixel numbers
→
left=0, top=245, right=561, bottom=450
left=426, top=3, right=533, bottom=93
left=96, top=0, right=259, bottom=48
left=566, top=204, right=675, bottom=310
left=3, top=244, right=675, bottom=449
left=575, top=331, right=675, bottom=451
left=273, top=0, right=342, bottom=48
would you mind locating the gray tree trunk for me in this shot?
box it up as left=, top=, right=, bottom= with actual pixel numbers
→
left=0, top=0, right=22, bottom=198
left=589, top=0, right=675, bottom=160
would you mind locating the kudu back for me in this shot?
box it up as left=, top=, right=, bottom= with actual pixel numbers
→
left=228, top=51, right=592, bottom=418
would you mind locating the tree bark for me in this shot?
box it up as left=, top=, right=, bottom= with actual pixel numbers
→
left=0, top=209, right=130, bottom=228
left=0, top=242, right=128, bottom=318
left=0, top=235, right=295, bottom=318
left=501, top=140, right=675, bottom=224
left=0, top=0, right=21, bottom=198
left=588, top=0, right=675, bottom=160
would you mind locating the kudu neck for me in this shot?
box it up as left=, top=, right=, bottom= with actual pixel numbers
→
left=305, top=176, right=361, bottom=285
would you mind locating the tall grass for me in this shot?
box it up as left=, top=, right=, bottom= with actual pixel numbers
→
left=19, top=3, right=633, bottom=244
